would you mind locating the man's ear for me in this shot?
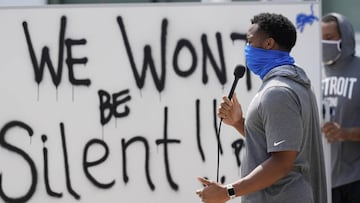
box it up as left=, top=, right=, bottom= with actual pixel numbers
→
left=263, top=37, right=276, bottom=49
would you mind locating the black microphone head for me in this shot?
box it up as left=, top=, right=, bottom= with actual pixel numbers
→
left=234, top=65, right=246, bottom=79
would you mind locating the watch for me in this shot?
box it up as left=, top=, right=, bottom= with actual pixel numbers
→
left=226, top=184, right=236, bottom=199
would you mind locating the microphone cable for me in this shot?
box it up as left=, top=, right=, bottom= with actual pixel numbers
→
left=216, top=119, right=223, bottom=182
left=215, top=65, right=245, bottom=183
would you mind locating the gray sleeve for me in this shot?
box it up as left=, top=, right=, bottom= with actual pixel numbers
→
left=259, top=86, right=303, bottom=153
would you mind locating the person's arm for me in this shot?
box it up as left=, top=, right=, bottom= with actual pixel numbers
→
left=217, top=93, right=245, bottom=136
left=322, top=122, right=360, bottom=142
left=196, top=150, right=297, bottom=202
left=346, top=127, right=360, bottom=141
left=231, top=150, right=297, bottom=197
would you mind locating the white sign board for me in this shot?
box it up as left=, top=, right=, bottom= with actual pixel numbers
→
left=0, top=2, right=322, bottom=203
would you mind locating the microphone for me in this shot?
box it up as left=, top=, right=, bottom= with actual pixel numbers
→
left=216, top=65, right=246, bottom=182
left=219, top=65, right=246, bottom=123
left=227, top=65, right=246, bottom=100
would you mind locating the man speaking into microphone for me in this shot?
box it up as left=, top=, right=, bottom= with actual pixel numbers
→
left=196, top=13, right=327, bottom=203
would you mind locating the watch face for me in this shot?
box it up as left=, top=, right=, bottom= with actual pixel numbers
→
left=227, top=184, right=235, bottom=198
left=228, top=187, right=235, bottom=196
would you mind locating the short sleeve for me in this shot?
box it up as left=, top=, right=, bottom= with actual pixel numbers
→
left=259, top=86, right=303, bottom=153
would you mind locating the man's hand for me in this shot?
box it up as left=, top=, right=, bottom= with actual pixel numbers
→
left=196, top=177, right=228, bottom=203
left=217, top=93, right=245, bottom=136
left=322, top=122, right=347, bottom=142
left=322, top=122, right=360, bottom=142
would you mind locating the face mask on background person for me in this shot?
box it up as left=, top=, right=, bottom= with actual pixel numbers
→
left=322, top=39, right=342, bottom=65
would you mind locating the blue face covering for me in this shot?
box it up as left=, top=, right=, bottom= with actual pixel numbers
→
left=244, top=43, right=295, bottom=79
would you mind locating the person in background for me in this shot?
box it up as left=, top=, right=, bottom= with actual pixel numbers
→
left=321, top=12, right=360, bottom=203
left=195, top=12, right=327, bottom=203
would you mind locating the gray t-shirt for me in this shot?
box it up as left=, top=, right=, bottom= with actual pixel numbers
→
left=323, top=58, right=360, bottom=187
left=321, top=13, right=360, bottom=188
left=241, top=65, right=327, bottom=203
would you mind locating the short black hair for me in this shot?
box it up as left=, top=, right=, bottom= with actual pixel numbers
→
left=251, top=13, right=297, bottom=52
